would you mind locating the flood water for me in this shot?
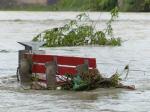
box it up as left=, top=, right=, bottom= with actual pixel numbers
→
left=0, top=11, right=150, bottom=111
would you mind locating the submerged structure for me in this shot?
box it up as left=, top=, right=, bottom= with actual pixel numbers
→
left=17, top=42, right=135, bottom=91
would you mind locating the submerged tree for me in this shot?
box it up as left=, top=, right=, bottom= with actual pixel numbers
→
left=32, top=6, right=122, bottom=47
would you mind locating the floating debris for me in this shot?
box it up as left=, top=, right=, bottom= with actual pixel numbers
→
left=0, top=50, right=10, bottom=53
left=29, top=67, right=135, bottom=91
left=0, top=49, right=17, bottom=53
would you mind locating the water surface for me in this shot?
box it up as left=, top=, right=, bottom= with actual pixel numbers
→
left=0, top=11, right=150, bottom=112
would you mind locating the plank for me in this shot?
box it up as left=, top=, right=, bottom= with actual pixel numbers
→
left=25, top=53, right=97, bottom=68
left=31, top=64, right=76, bottom=75
left=31, top=64, right=94, bottom=75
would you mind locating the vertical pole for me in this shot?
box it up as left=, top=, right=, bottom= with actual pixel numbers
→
left=54, top=57, right=58, bottom=72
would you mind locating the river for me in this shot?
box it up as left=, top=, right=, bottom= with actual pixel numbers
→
left=0, top=11, right=150, bottom=112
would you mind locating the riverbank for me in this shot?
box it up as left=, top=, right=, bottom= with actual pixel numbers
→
left=0, top=0, right=150, bottom=12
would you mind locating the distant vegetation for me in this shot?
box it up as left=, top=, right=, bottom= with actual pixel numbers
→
left=49, top=0, right=150, bottom=12
left=0, top=0, right=150, bottom=12
left=0, top=0, right=118, bottom=11
left=121, top=0, right=150, bottom=11
left=49, top=0, right=118, bottom=11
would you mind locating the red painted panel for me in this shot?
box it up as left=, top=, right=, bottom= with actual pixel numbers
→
left=31, top=64, right=76, bottom=75
left=32, top=64, right=45, bottom=73
left=31, top=64, right=95, bottom=75
left=58, top=66, right=76, bottom=75
left=38, top=77, right=46, bottom=82
left=25, top=54, right=97, bottom=68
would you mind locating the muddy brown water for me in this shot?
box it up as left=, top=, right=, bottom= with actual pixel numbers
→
left=0, top=12, right=150, bottom=111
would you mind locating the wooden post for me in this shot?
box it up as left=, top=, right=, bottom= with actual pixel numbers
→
left=45, top=61, right=57, bottom=87
left=19, top=59, right=32, bottom=82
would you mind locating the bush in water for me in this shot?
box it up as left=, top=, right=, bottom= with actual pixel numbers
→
left=32, top=7, right=122, bottom=47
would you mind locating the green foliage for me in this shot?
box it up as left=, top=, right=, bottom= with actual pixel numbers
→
left=123, top=0, right=136, bottom=8
left=121, top=0, right=150, bottom=12
left=30, top=65, right=135, bottom=91
left=1, top=0, right=150, bottom=12
left=55, top=0, right=92, bottom=11
left=52, top=0, right=118, bottom=11
left=0, top=0, right=117, bottom=11
left=92, top=0, right=118, bottom=11
left=31, top=74, right=39, bottom=81
left=59, top=70, right=134, bottom=91
left=0, top=6, right=53, bottom=11
left=140, top=0, right=150, bottom=11
left=32, top=7, right=122, bottom=47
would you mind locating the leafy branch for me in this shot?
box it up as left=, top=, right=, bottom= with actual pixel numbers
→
left=32, top=7, right=122, bottom=47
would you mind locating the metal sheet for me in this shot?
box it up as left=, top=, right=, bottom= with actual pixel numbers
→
left=18, top=42, right=45, bottom=54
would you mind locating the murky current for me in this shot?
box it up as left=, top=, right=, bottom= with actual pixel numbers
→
left=0, top=11, right=150, bottom=111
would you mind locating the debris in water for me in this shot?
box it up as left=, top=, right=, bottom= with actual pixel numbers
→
left=29, top=67, right=135, bottom=91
